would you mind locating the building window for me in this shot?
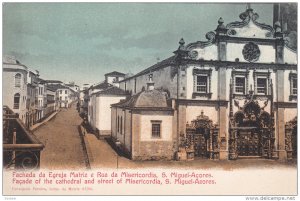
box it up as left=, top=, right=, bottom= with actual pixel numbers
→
left=65, top=90, right=67, bottom=94
left=292, top=77, right=297, bottom=95
left=15, top=73, right=21, bottom=87
left=14, top=93, right=20, bottom=109
left=60, top=90, right=62, bottom=94
left=256, top=78, right=267, bottom=95
left=196, top=75, right=207, bottom=93
left=151, top=120, right=162, bottom=138
left=60, top=96, right=62, bottom=100
left=232, top=70, right=249, bottom=97
left=192, top=68, right=212, bottom=98
left=235, top=77, right=246, bottom=94
left=253, top=71, right=270, bottom=96
left=289, top=73, right=297, bottom=100
left=65, top=96, right=67, bottom=100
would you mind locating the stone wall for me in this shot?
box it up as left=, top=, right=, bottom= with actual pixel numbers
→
left=132, top=141, right=174, bottom=160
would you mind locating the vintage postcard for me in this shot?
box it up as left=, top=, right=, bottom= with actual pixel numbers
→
left=2, top=2, right=298, bottom=199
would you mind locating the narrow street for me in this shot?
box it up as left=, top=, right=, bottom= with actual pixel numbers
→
left=34, top=104, right=86, bottom=169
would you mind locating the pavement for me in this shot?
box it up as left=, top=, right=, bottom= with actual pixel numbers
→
left=30, top=111, right=58, bottom=131
left=33, top=105, right=86, bottom=170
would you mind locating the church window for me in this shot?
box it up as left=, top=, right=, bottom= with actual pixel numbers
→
left=192, top=68, right=212, bottom=98
left=196, top=75, right=207, bottom=93
left=253, top=71, right=270, bottom=96
left=235, top=77, right=246, bottom=94
left=256, top=78, right=267, bottom=95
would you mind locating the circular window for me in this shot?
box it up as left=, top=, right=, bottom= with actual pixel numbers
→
left=242, top=42, right=261, bottom=62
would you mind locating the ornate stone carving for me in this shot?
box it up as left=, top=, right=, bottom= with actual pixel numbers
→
left=242, top=42, right=261, bottom=62
left=226, top=8, right=274, bottom=38
left=285, top=116, right=297, bottom=159
left=185, top=32, right=216, bottom=50
left=188, top=50, right=198, bottom=59
left=186, top=111, right=218, bottom=159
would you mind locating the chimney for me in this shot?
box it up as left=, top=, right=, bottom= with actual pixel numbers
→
left=147, top=74, right=154, bottom=91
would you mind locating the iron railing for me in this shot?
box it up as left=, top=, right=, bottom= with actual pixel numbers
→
left=3, top=106, right=44, bottom=170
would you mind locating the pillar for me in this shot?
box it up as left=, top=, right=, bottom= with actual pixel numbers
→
left=218, top=40, right=228, bottom=160
left=215, top=17, right=229, bottom=160
left=275, top=32, right=287, bottom=160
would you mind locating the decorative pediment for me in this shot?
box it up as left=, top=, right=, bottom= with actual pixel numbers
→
left=226, top=8, right=274, bottom=38
left=186, top=32, right=216, bottom=51
left=186, top=111, right=215, bottom=129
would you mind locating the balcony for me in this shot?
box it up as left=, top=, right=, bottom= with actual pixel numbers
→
left=3, top=106, right=44, bottom=170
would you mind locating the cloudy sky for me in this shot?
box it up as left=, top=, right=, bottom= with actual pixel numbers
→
left=3, top=3, right=273, bottom=86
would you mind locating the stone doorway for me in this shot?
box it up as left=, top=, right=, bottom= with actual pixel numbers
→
left=229, top=100, right=273, bottom=159
left=185, top=111, right=219, bottom=159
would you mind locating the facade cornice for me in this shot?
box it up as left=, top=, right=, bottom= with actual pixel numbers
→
left=182, top=59, right=297, bottom=70
left=176, top=99, right=229, bottom=107
left=217, top=35, right=278, bottom=45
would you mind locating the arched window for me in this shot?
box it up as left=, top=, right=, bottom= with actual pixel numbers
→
left=14, top=93, right=20, bottom=109
left=15, top=73, right=21, bottom=87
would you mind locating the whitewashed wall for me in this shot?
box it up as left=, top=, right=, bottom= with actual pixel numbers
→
left=96, top=95, right=126, bottom=133
left=139, top=115, right=173, bottom=141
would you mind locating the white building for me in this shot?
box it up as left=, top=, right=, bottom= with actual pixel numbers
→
left=3, top=56, right=28, bottom=124
left=45, top=85, right=57, bottom=116
left=88, top=71, right=127, bottom=138
left=36, top=78, right=46, bottom=122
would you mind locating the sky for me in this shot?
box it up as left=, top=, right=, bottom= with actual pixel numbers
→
left=3, top=3, right=273, bottom=86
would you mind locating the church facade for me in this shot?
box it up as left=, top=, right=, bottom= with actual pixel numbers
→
left=113, top=7, right=297, bottom=160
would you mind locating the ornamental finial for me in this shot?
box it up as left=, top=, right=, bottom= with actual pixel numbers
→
left=179, top=38, right=185, bottom=46
left=218, top=17, right=224, bottom=25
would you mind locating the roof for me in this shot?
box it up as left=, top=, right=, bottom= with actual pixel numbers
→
left=120, top=56, right=176, bottom=82
left=45, top=80, right=63, bottom=84
left=3, top=56, right=21, bottom=64
left=95, top=86, right=127, bottom=96
left=112, top=89, right=171, bottom=109
left=46, top=85, right=56, bottom=92
left=104, top=71, right=125, bottom=77
left=90, top=81, right=112, bottom=90
left=47, top=84, right=69, bottom=90
left=37, top=77, right=46, bottom=84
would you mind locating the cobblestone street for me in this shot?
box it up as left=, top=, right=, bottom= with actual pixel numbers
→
left=34, top=104, right=86, bottom=169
